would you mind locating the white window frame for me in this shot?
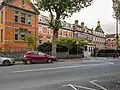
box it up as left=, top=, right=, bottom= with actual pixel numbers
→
left=63, top=30, right=66, bottom=37
left=14, top=29, right=19, bottom=40
left=60, top=29, right=63, bottom=36
left=14, top=29, right=28, bottom=41
left=27, top=15, right=32, bottom=25
left=38, top=25, right=42, bottom=33
left=14, top=11, right=19, bottom=23
left=47, top=27, right=51, bottom=34
left=0, top=29, right=3, bottom=42
left=21, top=0, right=26, bottom=6
left=39, top=16, right=42, bottom=21
left=20, top=12, right=26, bottom=24
left=1, top=11, right=3, bottom=24
left=65, top=31, right=68, bottom=37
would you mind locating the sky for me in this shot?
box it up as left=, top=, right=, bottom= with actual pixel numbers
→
left=39, top=0, right=116, bottom=34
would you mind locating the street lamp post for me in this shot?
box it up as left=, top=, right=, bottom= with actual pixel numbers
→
left=76, top=41, right=79, bottom=60
left=116, top=17, right=119, bottom=51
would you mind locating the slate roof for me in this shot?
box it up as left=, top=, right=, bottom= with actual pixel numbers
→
left=105, top=34, right=116, bottom=38
left=95, top=21, right=104, bottom=33
left=95, top=26, right=104, bottom=33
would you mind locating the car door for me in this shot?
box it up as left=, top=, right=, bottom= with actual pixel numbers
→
left=38, top=52, right=47, bottom=62
left=30, top=52, right=40, bottom=62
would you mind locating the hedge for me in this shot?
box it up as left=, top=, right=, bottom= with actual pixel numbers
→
left=37, top=42, right=84, bottom=54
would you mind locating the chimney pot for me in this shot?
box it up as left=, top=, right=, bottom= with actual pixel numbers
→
left=75, top=20, right=78, bottom=25
left=81, top=22, right=84, bottom=27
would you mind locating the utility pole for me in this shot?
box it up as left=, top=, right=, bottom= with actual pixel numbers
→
left=116, top=17, right=119, bottom=51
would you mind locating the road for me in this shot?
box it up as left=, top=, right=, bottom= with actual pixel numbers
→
left=0, top=59, right=120, bottom=90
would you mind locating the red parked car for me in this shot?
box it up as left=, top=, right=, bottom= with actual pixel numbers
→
left=23, top=51, right=56, bottom=64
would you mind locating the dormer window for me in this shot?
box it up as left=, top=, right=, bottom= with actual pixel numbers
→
left=21, top=0, right=26, bottom=6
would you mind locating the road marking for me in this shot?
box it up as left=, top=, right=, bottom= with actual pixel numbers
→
left=12, top=62, right=114, bottom=73
left=72, top=84, right=96, bottom=90
left=109, top=62, right=114, bottom=65
left=62, top=84, right=96, bottom=90
left=63, top=84, right=78, bottom=90
left=90, top=80, right=107, bottom=90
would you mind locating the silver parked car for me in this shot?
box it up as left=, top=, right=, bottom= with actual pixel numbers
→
left=0, top=56, right=15, bottom=66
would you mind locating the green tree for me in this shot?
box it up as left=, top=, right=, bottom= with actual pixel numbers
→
left=37, top=42, right=52, bottom=52
left=35, top=0, right=93, bottom=57
left=112, top=0, right=120, bottom=18
left=56, top=37, right=73, bottom=52
left=56, top=37, right=89, bottom=52
left=25, top=35, right=38, bottom=50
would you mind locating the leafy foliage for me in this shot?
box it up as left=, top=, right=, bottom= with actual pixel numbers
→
left=37, top=42, right=52, bottom=52
left=35, top=0, right=93, bottom=57
left=37, top=42, right=68, bottom=52
left=112, top=0, right=120, bottom=18
left=56, top=37, right=89, bottom=50
left=37, top=41, right=84, bottom=53
left=35, top=0, right=93, bottom=29
left=25, top=35, right=38, bottom=50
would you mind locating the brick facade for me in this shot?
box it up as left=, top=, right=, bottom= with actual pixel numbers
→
left=0, top=0, right=39, bottom=52
left=38, top=15, right=73, bottom=43
left=105, top=34, right=116, bottom=49
left=38, top=15, right=106, bottom=51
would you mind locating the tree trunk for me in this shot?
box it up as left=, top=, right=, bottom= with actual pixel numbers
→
left=68, top=49, right=70, bottom=59
left=52, top=29, right=58, bottom=58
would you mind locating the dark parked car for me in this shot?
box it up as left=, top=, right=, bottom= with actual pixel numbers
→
left=23, top=51, right=56, bottom=64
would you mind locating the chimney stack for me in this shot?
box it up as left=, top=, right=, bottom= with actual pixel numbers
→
left=81, top=22, right=84, bottom=27
left=75, top=20, right=78, bottom=25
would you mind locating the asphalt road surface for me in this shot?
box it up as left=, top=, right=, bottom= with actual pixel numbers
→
left=0, top=59, right=120, bottom=90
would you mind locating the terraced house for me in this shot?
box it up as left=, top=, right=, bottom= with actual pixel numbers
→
left=38, top=15, right=73, bottom=43
left=105, top=34, right=116, bottom=49
left=0, top=0, right=39, bottom=52
left=73, top=20, right=105, bottom=56
left=38, top=15, right=106, bottom=57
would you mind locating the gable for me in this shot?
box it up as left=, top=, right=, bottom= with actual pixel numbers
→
left=5, top=0, right=39, bottom=14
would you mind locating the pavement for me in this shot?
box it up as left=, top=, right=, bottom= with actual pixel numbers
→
left=0, top=58, right=120, bottom=90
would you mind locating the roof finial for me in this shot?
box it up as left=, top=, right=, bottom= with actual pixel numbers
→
left=97, top=19, right=101, bottom=27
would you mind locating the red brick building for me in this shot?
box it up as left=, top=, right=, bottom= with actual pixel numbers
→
left=105, top=34, right=116, bottom=49
left=0, top=0, right=39, bottom=52
left=38, top=15, right=73, bottom=43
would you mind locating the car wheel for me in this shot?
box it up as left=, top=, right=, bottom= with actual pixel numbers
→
left=47, top=59, right=53, bottom=63
left=25, top=60, right=32, bottom=64
left=3, top=60, right=11, bottom=66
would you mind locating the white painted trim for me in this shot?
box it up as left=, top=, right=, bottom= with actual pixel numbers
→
left=0, top=25, right=38, bottom=29
left=4, top=20, right=13, bottom=23
left=20, top=12, right=27, bottom=24
left=3, top=40, right=14, bottom=42
left=21, top=0, right=27, bottom=7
